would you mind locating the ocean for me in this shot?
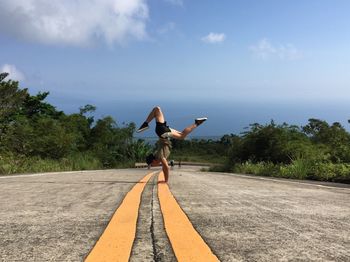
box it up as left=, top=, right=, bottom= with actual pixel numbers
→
left=136, top=136, right=222, bottom=145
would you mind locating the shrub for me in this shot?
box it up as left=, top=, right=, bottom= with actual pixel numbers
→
left=311, top=162, right=350, bottom=183
left=279, top=158, right=313, bottom=180
left=231, top=161, right=280, bottom=177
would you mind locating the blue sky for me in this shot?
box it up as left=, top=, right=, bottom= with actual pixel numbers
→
left=1, top=0, right=350, bottom=136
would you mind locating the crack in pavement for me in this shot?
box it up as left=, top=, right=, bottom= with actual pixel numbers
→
left=150, top=177, right=161, bottom=262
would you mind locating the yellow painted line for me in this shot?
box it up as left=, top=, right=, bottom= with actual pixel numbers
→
left=157, top=171, right=220, bottom=262
left=85, top=172, right=154, bottom=262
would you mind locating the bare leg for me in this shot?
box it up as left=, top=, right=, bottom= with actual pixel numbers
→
left=142, top=106, right=205, bottom=140
left=170, top=123, right=197, bottom=140
left=144, top=106, right=165, bottom=123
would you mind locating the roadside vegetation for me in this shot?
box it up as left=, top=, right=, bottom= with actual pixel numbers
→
left=0, top=73, right=151, bottom=175
left=170, top=138, right=226, bottom=164
left=171, top=120, right=350, bottom=183
left=2, top=73, right=350, bottom=183
left=221, top=120, right=350, bottom=183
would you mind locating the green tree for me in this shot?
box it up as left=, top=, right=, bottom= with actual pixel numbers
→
left=129, top=139, right=152, bottom=162
left=303, top=119, right=350, bottom=162
left=0, top=73, right=28, bottom=130
left=90, top=117, right=135, bottom=167
left=21, top=92, right=63, bottom=119
left=229, top=121, right=314, bottom=164
left=2, top=116, right=76, bottom=158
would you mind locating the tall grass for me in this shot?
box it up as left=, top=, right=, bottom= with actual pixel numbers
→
left=211, top=159, right=350, bottom=183
left=279, top=158, right=312, bottom=180
left=0, top=153, right=104, bottom=175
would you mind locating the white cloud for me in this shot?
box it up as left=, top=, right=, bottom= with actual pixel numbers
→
left=201, top=33, right=226, bottom=44
left=250, top=38, right=303, bottom=61
left=0, top=0, right=149, bottom=47
left=157, top=22, right=176, bottom=34
left=0, top=64, right=25, bottom=81
left=164, top=0, right=183, bottom=7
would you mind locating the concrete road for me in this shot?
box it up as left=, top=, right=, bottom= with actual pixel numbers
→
left=170, top=168, right=350, bottom=261
left=0, top=168, right=349, bottom=261
left=0, top=169, right=147, bottom=261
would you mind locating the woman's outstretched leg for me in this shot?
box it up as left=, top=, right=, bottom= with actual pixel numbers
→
left=137, top=106, right=165, bottom=132
left=164, top=118, right=207, bottom=140
left=145, top=106, right=165, bottom=123
left=137, top=106, right=207, bottom=138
